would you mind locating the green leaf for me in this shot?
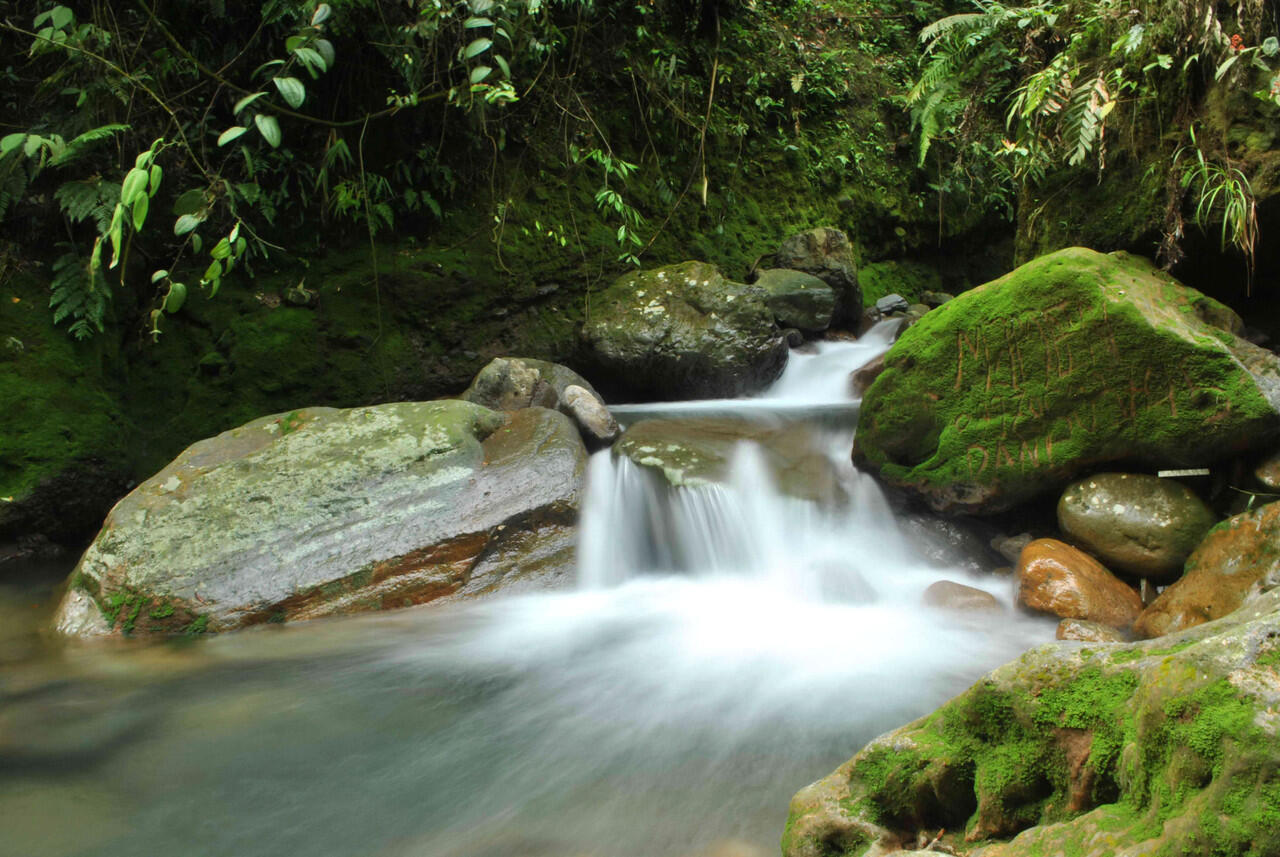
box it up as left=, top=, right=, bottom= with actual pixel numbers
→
left=235, top=237, right=247, bottom=256
left=0, top=133, right=25, bottom=155
left=121, top=168, right=148, bottom=205
left=191, top=234, right=203, bottom=253
left=1264, top=37, right=1279, bottom=58
left=464, top=38, right=492, bottom=59
left=149, top=164, right=163, bottom=194
left=314, top=38, right=336, bottom=70
left=254, top=114, right=282, bottom=148
left=293, top=47, right=327, bottom=75
left=211, top=237, right=232, bottom=260
left=311, top=3, right=332, bottom=26
left=131, top=194, right=149, bottom=232
left=218, top=126, right=249, bottom=147
left=202, top=259, right=222, bottom=284
left=233, top=91, right=268, bottom=115
left=51, top=6, right=73, bottom=29
left=464, top=16, right=494, bottom=28
left=274, top=77, right=306, bottom=108
left=493, top=54, right=511, bottom=78
left=208, top=277, right=221, bottom=298
left=470, top=65, right=492, bottom=84
left=251, top=58, right=286, bottom=77
left=174, top=213, right=202, bottom=236
left=164, top=281, right=187, bottom=314
left=173, top=189, right=205, bottom=216
left=151, top=269, right=169, bottom=283
left=107, top=204, right=124, bottom=268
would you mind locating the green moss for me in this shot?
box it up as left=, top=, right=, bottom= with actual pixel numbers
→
left=857, top=259, right=944, bottom=307
left=184, top=614, right=209, bottom=636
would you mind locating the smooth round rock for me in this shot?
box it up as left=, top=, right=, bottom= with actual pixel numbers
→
left=561, top=384, right=619, bottom=447
left=922, top=580, right=1002, bottom=612
left=753, top=269, right=836, bottom=333
left=1016, top=538, right=1143, bottom=630
left=1057, top=472, right=1216, bottom=582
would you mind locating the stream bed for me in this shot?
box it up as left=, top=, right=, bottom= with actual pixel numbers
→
left=0, top=327, right=1054, bottom=857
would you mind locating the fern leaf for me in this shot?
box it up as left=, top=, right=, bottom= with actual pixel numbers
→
left=48, top=124, right=130, bottom=168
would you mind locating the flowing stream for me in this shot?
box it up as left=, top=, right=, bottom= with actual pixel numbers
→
left=0, top=324, right=1053, bottom=857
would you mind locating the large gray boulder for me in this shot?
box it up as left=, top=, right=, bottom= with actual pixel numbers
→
left=52, top=401, right=586, bottom=637
left=462, top=356, right=618, bottom=446
left=753, top=269, right=837, bottom=333
left=582, top=261, right=788, bottom=400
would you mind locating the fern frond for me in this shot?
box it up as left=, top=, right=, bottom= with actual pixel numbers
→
left=920, top=12, right=985, bottom=48
left=48, top=124, right=130, bottom=168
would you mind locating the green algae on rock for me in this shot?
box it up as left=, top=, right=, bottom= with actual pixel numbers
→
left=52, top=401, right=587, bottom=637
left=854, top=248, right=1280, bottom=514
left=582, top=261, right=788, bottom=400
left=783, top=587, right=1280, bottom=857
left=753, top=269, right=837, bottom=333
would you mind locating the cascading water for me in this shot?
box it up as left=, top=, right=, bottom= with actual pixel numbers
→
left=0, top=324, right=1053, bottom=857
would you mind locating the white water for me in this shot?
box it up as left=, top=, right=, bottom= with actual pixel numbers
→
left=0, top=325, right=1054, bottom=857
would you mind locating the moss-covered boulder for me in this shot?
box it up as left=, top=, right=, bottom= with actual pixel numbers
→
left=775, top=228, right=861, bottom=326
left=582, top=261, right=788, bottom=400
left=783, top=587, right=1280, bottom=857
left=753, top=269, right=836, bottom=333
left=1134, top=500, right=1280, bottom=639
left=1057, top=473, right=1216, bottom=582
left=0, top=274, right=131, bottom=546
left=855, top=248, right=1280, bottom=514
left=52, top=401, right=586, bottom=637
left=614, top=417, right=838, bottom=503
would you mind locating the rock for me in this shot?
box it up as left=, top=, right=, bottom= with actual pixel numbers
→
left=1055, top=618, right=1128, bottom=642
left=1057, top=472, right=1216, bottom=582
left=753, top=269, right=837, bottom=333
left=1134, top=500, right=1280, bottom=638
left=582, top=261, right=788, bottom=400
left=900, top=513, right=1005, bottom=576
left=920, top=290, right=954, bottom=307
left=1254, top=448, right=1280, bottom=489
left=462, top=357, right=618, bottom=447
left=561, top=385, right=619, bottom=446
left=874, top=293, right=910, bottom=315
left=614, top=417, right=838, bottom=503
left=991, top=532, right=1034, bottom=565
left=51, top=401, right=587, bottom=637
left=849, top=354, right=884, bottom=398
left=922, top=580, right=1002, bottom=612
left=855, top=248, right=1280, bottom=514
left=1015, top=538, right=1143, bottom=630
left=784, top=587, right=1280, bottom=857
left=775, top=227, right=861, bottom=326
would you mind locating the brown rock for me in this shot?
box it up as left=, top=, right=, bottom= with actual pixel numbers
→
left=1015, top=538, right=1143, bottom=629
left=849, top=354, right=884, bottom=398
left=1055, top=618, right=1129, bottom=643
left=922, top=580, right=1002, bottom=612
left=1134, top=501, right=1280, bottom=638
left=1254, top=449, right=1280, bottom=490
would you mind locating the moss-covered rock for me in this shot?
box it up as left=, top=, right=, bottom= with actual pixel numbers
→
left=774, top=228, right=861, bottom=326
left=754, top=269, right=836, bottom=333
left=51, top=401, right=587, bottom=637
left=0, top=274, right=131, bottom=545
left=582, top=261, right=788, bottom=400
left=783, top=587, right=1280, bottom=857
left=855, top=248, right=1280, bottom=514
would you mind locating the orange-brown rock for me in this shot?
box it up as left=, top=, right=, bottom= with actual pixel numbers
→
left=1015, top=538, right=1142, bottom=630
left=1134, top=501, right=1280, bottom=638
left=922, top=580, right=1003, bottom=612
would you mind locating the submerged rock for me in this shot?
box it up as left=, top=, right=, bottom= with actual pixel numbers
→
left=774, top=227, right=861, bottom=326
left=922, top=580, right=1002, bottom=612
left=1057, top=472, right=1216, bottom=582
left=582, top=261, right=788, bottom=400
left=1134, top=500, right=1280, bottom=638
left=1055, top=618, right=1128, bottom=642
left=753, top=269, right=836, bottom=333
left=783, top=587, right=1280, bottom=857
left=462, top=356, right=618, bottom=446
left=1015, top=538, right=1142, bottom=630
left=614, top=417, right=838, bottom=503
left=52, top=401, right=587, bottom=637
left=855, top=248, right=1280, bottom=514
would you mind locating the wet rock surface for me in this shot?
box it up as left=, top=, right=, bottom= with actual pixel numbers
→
left=462, top=356, right=618, bottom=446
left=1015, top=538, right=1143, bottom=630
left=922, top=580, right=1002, bottom=612
left=1134, top=500, right=1280, bottom=638
left=774, top=227, right=861, bottom=326
left=753, top=269, right=837, bottom=333
left=1057, top=472, right=1216, bottom=582
left=52, top=401, right=587, bottom=637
